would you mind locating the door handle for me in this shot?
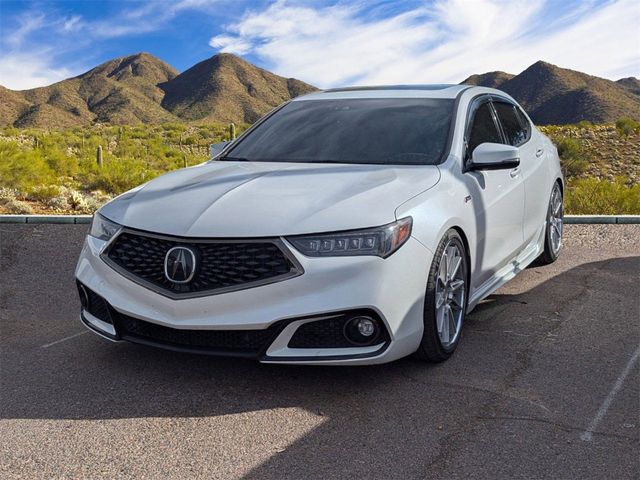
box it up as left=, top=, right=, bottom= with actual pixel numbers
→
left=536, top=148, right=544, bottom=158
left=509, top=167, right=520, bottom=178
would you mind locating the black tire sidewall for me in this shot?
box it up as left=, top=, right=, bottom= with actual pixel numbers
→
left=544, top=183, right=563, bottom=262
left=419, top=230, right=468, bottom=360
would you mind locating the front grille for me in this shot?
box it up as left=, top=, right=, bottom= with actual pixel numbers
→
left=117, top=314, right=281, bottom=355
left=104, top=230, right=301, bottom=297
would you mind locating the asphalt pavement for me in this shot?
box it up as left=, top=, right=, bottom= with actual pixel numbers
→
left=1, top=224, right=638, bottom=479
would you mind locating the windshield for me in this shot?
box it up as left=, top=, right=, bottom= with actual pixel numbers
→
left=221, top=98, right=454, bottom=165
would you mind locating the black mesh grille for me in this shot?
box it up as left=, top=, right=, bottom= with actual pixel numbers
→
left=117, top=314, right=280, bottom=355
left=288, top=311, right=388, bottom=349
left=105, top=231, right=299, bottom=296
left=289, top=316, right=354, bottom=348
left=79, top=283, right=112, bottom=324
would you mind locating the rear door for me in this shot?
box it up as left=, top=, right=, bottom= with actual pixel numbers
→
left=463, top=98, right=525, bottom=289
left=492, top=100, right=549, bottom=245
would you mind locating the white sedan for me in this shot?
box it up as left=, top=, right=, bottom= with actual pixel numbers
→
left=76, top=85, right=563, bottom=365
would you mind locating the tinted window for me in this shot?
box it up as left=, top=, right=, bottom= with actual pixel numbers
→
left=515, top=106, right=532, bottom=138
left=493, top=102, right=527, bottom=146
left=222, top=98, right=454, bottom=165
left=467, top=102, right=501, bottom=155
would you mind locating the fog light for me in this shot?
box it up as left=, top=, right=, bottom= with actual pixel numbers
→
left=344, top=316, right=380, bottom=345
left=357, top=318, right=375, bottom=337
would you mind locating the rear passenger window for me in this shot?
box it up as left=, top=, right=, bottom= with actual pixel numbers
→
left=467, top=102, right=502, bottom=156
left=493, top=102, right=528, bottom=146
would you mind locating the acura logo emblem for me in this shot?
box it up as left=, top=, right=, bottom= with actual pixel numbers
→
left=164, top=246, right=197, bottom=284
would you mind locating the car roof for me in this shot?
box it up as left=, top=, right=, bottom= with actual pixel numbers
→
left=293, top=84, right=474, bottom=101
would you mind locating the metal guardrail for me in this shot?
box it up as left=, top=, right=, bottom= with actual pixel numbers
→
left=1, top=215, right=639, bottom=224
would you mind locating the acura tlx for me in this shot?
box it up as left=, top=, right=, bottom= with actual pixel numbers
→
left=75, top=84, right=563, bottom=365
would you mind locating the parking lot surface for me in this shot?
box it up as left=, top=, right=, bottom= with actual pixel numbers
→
left=1, top=224, right=638, bottom=479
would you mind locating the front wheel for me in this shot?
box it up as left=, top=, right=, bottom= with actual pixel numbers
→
left=538, top=182, right=563, bottom=265
left=414, top=229, right=468, bottom=362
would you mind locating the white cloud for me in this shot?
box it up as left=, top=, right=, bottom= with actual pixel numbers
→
left=0, top=52, right=73, bottom=90
left=6, top=12, right=45, bottom=48
left=62, top=15, right=83, bottom=32
left=0, top=0, right=225, bottom=89
left=209, top=0, right=640, bottom=87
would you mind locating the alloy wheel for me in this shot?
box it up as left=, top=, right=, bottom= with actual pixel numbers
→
left=435, top=242, right=466, bottom=348
left=549, top=185, right=563, bottom=255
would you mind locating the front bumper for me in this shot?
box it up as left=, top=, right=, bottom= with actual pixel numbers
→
left=75, top=234, right=432, bottom=365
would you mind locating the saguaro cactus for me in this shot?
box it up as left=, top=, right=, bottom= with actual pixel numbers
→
left=229, top=123, right=236, bottom=140
left=96, top=145, right=103, bottom=168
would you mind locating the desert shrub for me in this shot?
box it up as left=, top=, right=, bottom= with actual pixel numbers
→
left=615, top=117, right=640, bottom=137
left=575, top=120, right=593, bottom=129
left=26, top=184, right=61, bottom=201
left=0, top=141, right=55, bottom=190
left=555, top=137, right=589, bottom=177
left=565, top=177, right=640, bottom=214
left=0, top=197, right=34, bottom=214
left=80, top=156, right=156, bottom=194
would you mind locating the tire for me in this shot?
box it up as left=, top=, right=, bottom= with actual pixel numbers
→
left=537, top=182, right=564, bottom=266
left=414, top=229, right=468, bottom=362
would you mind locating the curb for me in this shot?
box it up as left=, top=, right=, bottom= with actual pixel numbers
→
left=1, top=215, right=639, bottom=225
left=0, top=215, right=92, bottom=224
left=563, top=215, right=640, bottom=224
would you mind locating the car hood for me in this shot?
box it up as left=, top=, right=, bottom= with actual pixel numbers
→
left=100, top=161, right=441, bottom=237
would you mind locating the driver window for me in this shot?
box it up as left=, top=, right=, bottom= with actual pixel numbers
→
left=467, top=102, right=502, bottom=158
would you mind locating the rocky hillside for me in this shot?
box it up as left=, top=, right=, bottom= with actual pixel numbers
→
left=462, top=61, right=640, bottom=124
left=539, top=124, right=640, bottom=184
left=0, top=53, right=317, bottom=128
left=1, top=54, right=638, bottom=127
left=160, top=53, right=316, bottom=123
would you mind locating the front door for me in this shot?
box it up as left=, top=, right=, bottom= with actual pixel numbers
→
left=464, top=99, right=525, bottom=289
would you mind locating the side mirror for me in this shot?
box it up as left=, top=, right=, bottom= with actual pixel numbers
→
left=209, top=141, right=230, bottom=158
left=469, top=143, right=520, bottom=170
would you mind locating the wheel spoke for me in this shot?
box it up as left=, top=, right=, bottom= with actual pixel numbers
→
left=436, top=305, right=445, bottom=334
left=447, top=305, right=456, bottom=343
left=441, top=306, right=450, bottom=342
left=449, top=279, right=464, bottom=291
left=436, top=290, right=446, bottom=308
left=439, top=254, right=448, bottom=284
left=449, top=255, right=462, bottom=280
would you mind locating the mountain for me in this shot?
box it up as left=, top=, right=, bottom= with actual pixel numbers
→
left=461, top=61, right=640, bottom=124
left=617, top=77, right=640, bottom=96
left=0, top=53, right=317, bottom=128
left=1, top=53, right=181, bottom=128
left=461, top=71, right=514, bottom=89
left=160, top=53, right=317, bottom=123
left=1, top=54, right=638, bottom=127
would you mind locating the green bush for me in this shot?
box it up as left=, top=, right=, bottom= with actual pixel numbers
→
left=615, top=117, right=640, bottom=137
left=555, top=137, right=589, bottom=177
left=565, top=177, right=640, bottom=214
left=0, top=141, right=56, bottom=190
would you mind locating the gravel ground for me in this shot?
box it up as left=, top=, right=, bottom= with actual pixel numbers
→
left=0, top=224, right=638, bottom=479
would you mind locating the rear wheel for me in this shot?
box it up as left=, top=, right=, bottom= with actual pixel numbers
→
left=538, top=182, right=563, bottom=265
left=415, top=229, right=468, bottom=362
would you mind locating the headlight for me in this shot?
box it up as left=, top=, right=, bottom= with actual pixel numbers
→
left=89, top=213, right=121, bottom=242
left=287, top=217, right=412, bottom=258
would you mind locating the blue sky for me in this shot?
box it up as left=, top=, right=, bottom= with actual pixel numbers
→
left=0, top=0, right=638, bottom=90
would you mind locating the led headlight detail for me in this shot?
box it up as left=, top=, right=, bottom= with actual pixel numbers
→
left=287, top=217, right=412, bottom=258
left=89, top=213, right=122, bottom=242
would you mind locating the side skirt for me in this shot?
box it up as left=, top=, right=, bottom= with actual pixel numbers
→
left=467, top=222, right=546, bottom=311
